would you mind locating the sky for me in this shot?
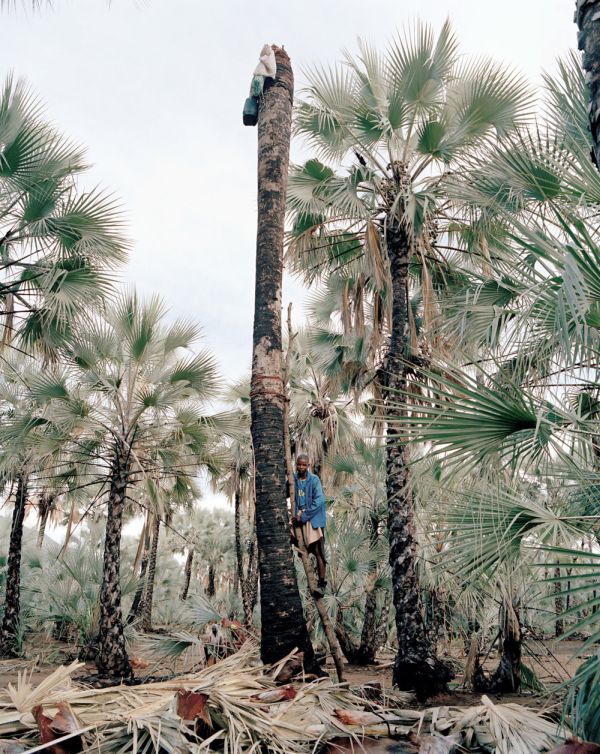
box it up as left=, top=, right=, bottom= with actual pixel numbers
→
left=1, top=0, right=576, bottom=513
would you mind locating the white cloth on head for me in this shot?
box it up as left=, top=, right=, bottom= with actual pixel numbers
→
left=254, top=44, right=276, bottom=78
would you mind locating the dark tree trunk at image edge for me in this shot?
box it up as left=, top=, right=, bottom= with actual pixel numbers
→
left=0, top=474, right=28, bottom=657
left=97, top=439, right=133, bottom=679
left=249, top=45, right=316, bottom=670
left=140, top=514, right=160, bottom=632
left=180, top=548, right=194, bottom=601
left=385, top=216, right=452, bottom=700
left=576, top=0, right=600, bottom=168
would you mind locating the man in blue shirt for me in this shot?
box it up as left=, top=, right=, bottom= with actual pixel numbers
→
left=292, top=454, right=327, bottom=596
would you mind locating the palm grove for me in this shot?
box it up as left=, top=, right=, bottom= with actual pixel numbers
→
left=0, top=18, right=599, bottom=743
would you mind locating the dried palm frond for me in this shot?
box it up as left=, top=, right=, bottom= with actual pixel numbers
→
left=0, top=647, right=567, bottom=753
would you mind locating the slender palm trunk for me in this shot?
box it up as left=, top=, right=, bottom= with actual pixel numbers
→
left=36, top=493, right=53, bottom=548
left=235, top=489, right=256, bottom=624
left=250, top=46, right=316, bottom=670
left=97, top=439, right=133, bottom=679
left=375, top=589, right=391, bottom=649
left=554, top=566, right=564, bottom=637
left=385, top=215, right=451, bottom=699
left=488, top=596, right=522, bottom=693
left=207, top=563, right=216, bottom=598
left=576, top=0, right=600, bottom=168
left=180, top=548, right=194, bottom=601
left=0, top=474, right=28, bottom=657
left=140, top=514, right=160, bottom=632
left=234, top=489, right=244, bottom=589
left=246, top=535, right=259, bottom=624
left=127, top=521, right=151, bottom=624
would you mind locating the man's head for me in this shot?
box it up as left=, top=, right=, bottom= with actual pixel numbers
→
left=296, top=454, right=309, bottom=478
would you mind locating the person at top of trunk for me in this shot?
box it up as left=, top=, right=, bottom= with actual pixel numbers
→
left=292, top=454, right=328, bottom=597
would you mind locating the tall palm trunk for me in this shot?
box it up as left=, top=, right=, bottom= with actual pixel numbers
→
left=250, top=45, right=316, bottom=670
left=576, top=0, right=600, bottom=167
left=97, top=439, right=133, bottom=679
left=140, top=514, right=160, bottom=632
left=385, top=215, right=451, bottom=699
left=0, top=474, right=28, bottom=657
left=180, top=548, right=194, bottom=601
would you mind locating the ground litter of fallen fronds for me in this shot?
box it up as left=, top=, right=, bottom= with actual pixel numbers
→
left=0, top=643, right=570, bottom=754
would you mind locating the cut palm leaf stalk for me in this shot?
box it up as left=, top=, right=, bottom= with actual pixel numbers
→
left=0, top=647, right=569, bottom=753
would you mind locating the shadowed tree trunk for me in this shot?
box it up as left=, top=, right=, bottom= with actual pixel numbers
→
left=576, top=0, right=600, bottom=167
left=249, top=45, right=316, bottom=670
left=127, top=545, right=149, bottom=624
left=180, top=548, right=194, bottom=601
left=235, top=489, right=259, bottom=625
left=97, top=439, right=133, bottom=679
left=555, top=566, right=564, bottom=637
left=385, top=214, right=452, bottom=700
left=0, top=474, right=28, bottom=657
left=375, top=589, right=391, bottom=649
left=207, top=563, right=216, bottom=598
left=140, top=514, right=160, bottom=632
left=246, top=535, right=259, bottom=624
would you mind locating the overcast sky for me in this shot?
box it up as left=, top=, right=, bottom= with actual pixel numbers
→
left=1, top=0, right=575, bottom=386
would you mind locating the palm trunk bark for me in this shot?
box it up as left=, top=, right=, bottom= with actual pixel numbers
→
left=0, top=474, right=28, bottom=657
left=140, top=514, right=160, bottom=632
left=245, top=535, right=259, bottom=624
left=180, top=548, right=194, bottom=601
left=576, top=0, right=600, bottom=168
left=385, top=215, right=451, bottom=700
left=127, top=519, right=151, bottom=624
left=235, top=489, right=244, bottom=590
left=554, top=566, right=564, bottom=637
left=97, top=439, right=133, bottom=679
left=250, top=45, right=316, bottom=671
left=207, top=563, right=216, bottom=598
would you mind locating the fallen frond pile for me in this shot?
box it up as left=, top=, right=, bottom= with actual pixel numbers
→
left=0, top=644, right=568, bottom=753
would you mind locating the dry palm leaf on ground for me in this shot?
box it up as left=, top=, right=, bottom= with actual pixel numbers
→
left=0, top=643, right=568, bottom=753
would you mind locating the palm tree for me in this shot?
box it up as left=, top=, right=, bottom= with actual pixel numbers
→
left=42, top=293, right=225, bottom=678
left=250, top=45, right=317, bottom=669
left=287, top=20, right=532, bottom=697
left=0, top=357, right=74, bottom=656
left=0, top=76, right=126, bottom=357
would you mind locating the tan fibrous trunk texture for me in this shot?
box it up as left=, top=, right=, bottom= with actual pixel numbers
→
left=250, top=46, right=316, bottom=670
left=576, top=0, right=600, bottom=168
left=180, top=549, right=194, bottom=601
left=0, top=475, right=28, bottom=657
left=140, top=514, right=160, bottom=632
left=97, top=440, right=133, bottom=679
left=385, top=216, right=452, bottom=700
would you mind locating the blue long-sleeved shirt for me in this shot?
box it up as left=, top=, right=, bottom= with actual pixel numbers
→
left=294, top=471, right=326, bottom=529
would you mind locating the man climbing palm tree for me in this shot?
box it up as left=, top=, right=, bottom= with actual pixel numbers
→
left=292, top=455, right=327, bottom=597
